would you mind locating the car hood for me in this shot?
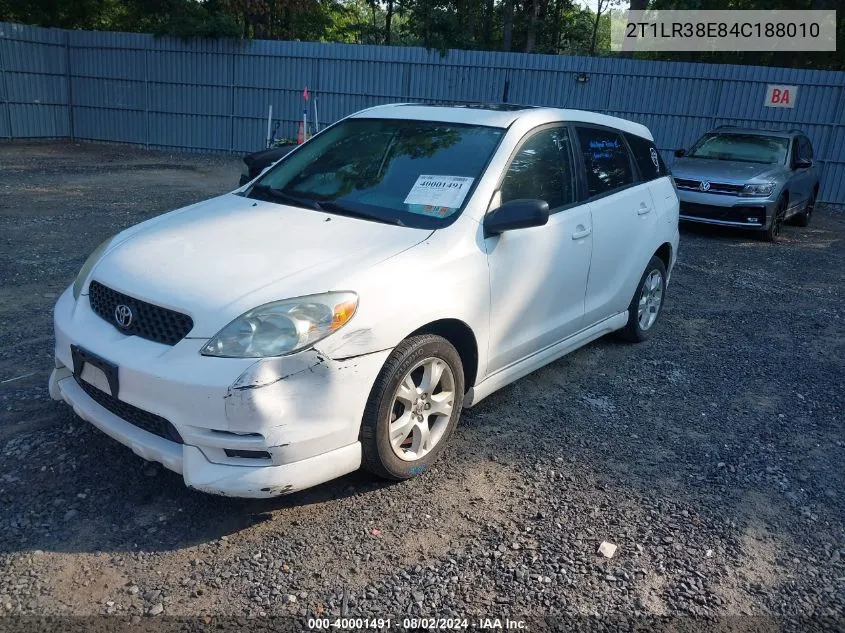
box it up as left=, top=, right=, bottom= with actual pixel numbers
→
left=672, top=157, right=784, bottom=183
left=89, top=194, right=432, bottom=335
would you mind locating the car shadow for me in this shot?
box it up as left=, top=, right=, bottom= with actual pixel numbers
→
left=0, top=406, right=402, bottom=555
left=680, top=220, right=764, bottom=242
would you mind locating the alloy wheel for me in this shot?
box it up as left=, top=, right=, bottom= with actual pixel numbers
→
left=388, top=357, right=455, bottom=461
left=637, top=269, right=664, bottom=331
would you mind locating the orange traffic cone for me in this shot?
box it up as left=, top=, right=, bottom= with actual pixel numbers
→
left=296, top=121, right=305, bottom=144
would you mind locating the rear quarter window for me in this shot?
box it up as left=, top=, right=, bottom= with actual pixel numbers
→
left=575, top=126, right=634, bottom=197
left=625, top=133, right=669, bottom=182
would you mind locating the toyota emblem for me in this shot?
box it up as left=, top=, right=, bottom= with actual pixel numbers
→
left=114, top=304, right=133, bottom=329
left=698, top=181, right=711, bottom=192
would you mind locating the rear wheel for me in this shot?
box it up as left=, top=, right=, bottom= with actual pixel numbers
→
left=792, top=191, right=815, bottom=227
left=618, top=256, right=667, bottom=343
left=361, top=335, right=464, bottom=480
left=761, top=197, right=786, bottom=242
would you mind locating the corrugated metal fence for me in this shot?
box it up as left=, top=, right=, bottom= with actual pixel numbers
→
left=1, top=21, right=844, bottom=203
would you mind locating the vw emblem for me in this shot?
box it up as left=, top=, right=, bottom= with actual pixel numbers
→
left=114, top=304, right=133, bottom=329
left=698, top=181, right=711, bottom=192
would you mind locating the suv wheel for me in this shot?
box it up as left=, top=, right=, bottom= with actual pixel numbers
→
left=792, top=191, right=815, bottom=227
left=361, top=335, right=464, bottom=480
left=618, top=256, right=667, bottom=343
left=761, top=197, right=786, bottom=242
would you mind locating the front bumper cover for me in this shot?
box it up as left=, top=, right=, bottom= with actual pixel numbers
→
left=50, top=286, right=391, bottom=498
left=677, top=190, right=778, bottom=229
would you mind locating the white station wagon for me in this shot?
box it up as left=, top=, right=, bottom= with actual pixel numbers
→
left=49, top=104, right=679, bottom=497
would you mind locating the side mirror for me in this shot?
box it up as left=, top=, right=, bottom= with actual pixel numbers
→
left=793, top=157, right=812, bottom=169
left=674, top=149, right=686, bottom=158
left=483, top=199, right=550, bottom=237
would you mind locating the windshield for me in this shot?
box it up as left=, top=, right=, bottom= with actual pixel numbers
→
left=249, top=118, right=505, bottom=229
left=688, top=133, right=789, bottom=164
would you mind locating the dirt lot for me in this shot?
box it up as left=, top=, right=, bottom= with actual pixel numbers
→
left=0, top=141, right=843, bottom=629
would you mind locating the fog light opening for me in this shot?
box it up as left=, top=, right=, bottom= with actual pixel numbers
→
left=224, top=449, right=272, bottom=460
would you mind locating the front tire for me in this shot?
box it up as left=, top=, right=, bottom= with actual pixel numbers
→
left=618, top=256, right=667, bottom=343
left=761, top=197, right=786, bottom=242
left=361, top=334, right=464, bottom=480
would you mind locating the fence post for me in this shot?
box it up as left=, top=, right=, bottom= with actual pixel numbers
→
left=0, top=27, right=13, bottom=138
left=229, top=45, right=235, bottom=152
left=144, top=40, right=150, bottom=148
left=710, top=78, right=724, bottom=130
left=64, top=30, right=75, bottom=140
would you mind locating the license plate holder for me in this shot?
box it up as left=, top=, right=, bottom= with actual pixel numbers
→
left=71, top=344, right=120, bottom=398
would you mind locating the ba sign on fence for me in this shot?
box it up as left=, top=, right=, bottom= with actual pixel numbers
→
left=765, top=84, right=797, bottom=108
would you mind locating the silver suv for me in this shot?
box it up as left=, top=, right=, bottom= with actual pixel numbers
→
left=672, top=126, right=820, bottom=241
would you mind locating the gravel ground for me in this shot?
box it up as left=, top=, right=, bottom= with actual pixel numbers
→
left=0, top=140, right=843, bottom=630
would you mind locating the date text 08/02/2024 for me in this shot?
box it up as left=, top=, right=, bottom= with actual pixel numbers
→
left=307, top=618, right=528, bottom=630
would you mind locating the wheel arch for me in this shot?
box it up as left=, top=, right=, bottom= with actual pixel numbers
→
left=654, top=242, right=673, bottom=272
left=407, top=319, right=479, bottom=393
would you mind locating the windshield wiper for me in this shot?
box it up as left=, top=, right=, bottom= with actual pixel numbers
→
left=250, top=185, right=405, bottom=226
left=248, top=184, right=324, bottom=210
left=318, top=200, right=406, bottom=227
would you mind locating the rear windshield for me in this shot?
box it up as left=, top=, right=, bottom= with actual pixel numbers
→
left=688, top=133, right=789, bottom=164
left=250, top=118, right=504, bottom=229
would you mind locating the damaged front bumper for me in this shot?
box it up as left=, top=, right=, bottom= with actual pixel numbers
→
left=49, top=286, right=391, bottom=498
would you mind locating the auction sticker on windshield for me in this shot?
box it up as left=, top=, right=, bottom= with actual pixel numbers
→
left=404, top=175, right=474, bottom=210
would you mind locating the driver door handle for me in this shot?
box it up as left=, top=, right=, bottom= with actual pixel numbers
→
left=571, top=226, right=592, bottom=240
left=637, top=202, right=652, bottom=215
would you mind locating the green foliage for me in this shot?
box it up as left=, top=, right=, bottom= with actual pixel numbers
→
left=0, top=0, right=841, bottom=70
left=139, top=1, right=242, bottom=39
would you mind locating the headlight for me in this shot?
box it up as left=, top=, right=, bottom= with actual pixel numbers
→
left=72, top=237, right=114, bottom=300
left=740, top=183, right=775, bottom=197
left=201, top=292, right=358, bottom=358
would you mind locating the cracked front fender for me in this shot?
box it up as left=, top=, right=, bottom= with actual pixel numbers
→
left=223, top=348, right=392, bottom=461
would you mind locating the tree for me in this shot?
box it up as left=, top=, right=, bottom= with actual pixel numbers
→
left=501, top=0, right=514, bottom=51
left=589, top=0, right=617, bottom=55
left=1, top=0, right=841, bottom=70
left=524, top=0, right=540, bottom=53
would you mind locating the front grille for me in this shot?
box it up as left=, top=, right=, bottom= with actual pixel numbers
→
left=680, top=201, right=766, bottom=224
left=674, top=178, right=744, bottom=195
left=88, top=281, right=193, bottom=346
left=75, top=376, right=184, bottom=444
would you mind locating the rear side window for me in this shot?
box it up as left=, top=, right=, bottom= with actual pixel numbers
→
left=575, top=127, right=634, bottom=197
left=625, top=133, right=668, bottom=181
